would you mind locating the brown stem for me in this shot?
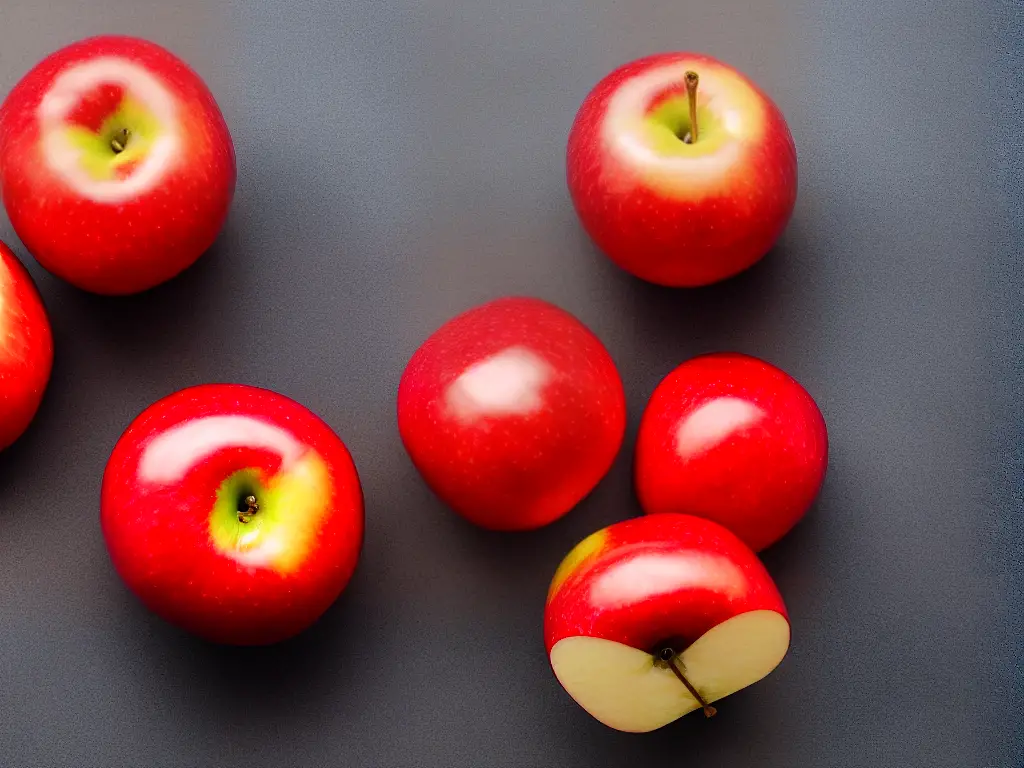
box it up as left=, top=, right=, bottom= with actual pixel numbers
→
left=658, top=648, right=716, bottom=718
left=684, top=71, right=700, bottom=144
left=111, top=128, right=129, bottom=154
left=238, top=495, right=259, bottom=524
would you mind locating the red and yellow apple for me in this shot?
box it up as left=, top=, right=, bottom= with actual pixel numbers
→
left=566, top=52, right=797, bottom=286
left=544, top=514, right=789, bottom=732
left=398, top=297, right=626, bottom=531
left=0, top=36, right=235, bottom=294
left=0, top=241, right=53, bottom=450
left=101, top=384, right=363, bottom=645
left=636, top=353, right=828, bottom=551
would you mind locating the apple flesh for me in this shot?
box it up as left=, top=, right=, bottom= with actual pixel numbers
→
left=101, top=384, right=364, bottom=645
left=0, top=36, right=235, bottom=294
left=567, top=52, right=797, bottom=287
left=0, top=241, right=53, bottom=450
left=397, top=297, right=626, bottom=530
left=636, top=353, right=828, bottom=551
left=545, top=514, right=789, bottom=732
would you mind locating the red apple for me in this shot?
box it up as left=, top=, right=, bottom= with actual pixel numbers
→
left=566, top=52, right=797, bottom=287
left=0, top=36, right=235, bottom=295
left=545, top=513, right=789, bottom=732
left=636, top=353, right=828, bottom=551
left=100, top=384, right=363, bottom=645
left=0, top=241, right=53, bottom=450
left=397, top=297, right=626, bottom=530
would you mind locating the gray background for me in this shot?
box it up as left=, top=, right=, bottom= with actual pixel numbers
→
left=0, top=1, right=1021, bottom=766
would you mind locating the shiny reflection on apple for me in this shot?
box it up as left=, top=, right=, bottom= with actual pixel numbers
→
left=674, top=396, right=764, bottom=458
left=139, top=415, right=303, bottom=485
left=591, top=551, right=747, bottom=609
left=444, top=345, right=554, bottom=423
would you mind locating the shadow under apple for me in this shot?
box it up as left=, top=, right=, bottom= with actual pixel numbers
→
left=119, top=564, right=372, bottom=726
left=44, top=220, right=240, bottom=357
left=583, top=226, right=794, bottom=362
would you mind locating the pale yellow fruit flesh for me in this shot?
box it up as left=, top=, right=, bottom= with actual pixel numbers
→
left=549, top=609, right=790, bottom=733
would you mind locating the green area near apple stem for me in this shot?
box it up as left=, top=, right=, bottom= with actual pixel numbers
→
left=644, top=97, right=721, bottom=154
left=209, top=469, right=281, bottom=552
left=63, top=96, right=160, bottom=179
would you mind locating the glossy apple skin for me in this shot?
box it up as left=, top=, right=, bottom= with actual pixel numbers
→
left=545, top=514, right=787, bottom=653
left=0, top=36, right=235, bottom=294
left=635, top=353, right=828, bottom=552
left=0, top=242, right=53, bottom=450
left=101, top=384, right=363, bottom=645
left=567, top=52, right=797, bottom=287
left=397, top=297, right=626, bottom=530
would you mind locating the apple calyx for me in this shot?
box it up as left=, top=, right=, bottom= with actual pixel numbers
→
left=110, top=128, right=130, bottom=154
left=683, top=70, right=699, bottom=144
left=656, top=646, right=717, bottom=718
left=237, top=494, right=259, bottom=524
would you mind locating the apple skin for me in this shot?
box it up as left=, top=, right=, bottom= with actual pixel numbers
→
left=545, top=513, right=787, bottom=655
left=545, top=513, right=790, bottom=732
left=397, top=297, right=626, bottom=531
left=101, top=384, right=364, bottom=645
left=635, top=352, right=828, bottom=552
left=567, top=52, right=797, bottom=287
left=0, top=241, right=53, bottom=450
left=0, top=36, right=235, bottom=295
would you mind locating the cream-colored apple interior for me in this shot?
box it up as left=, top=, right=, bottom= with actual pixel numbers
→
left=549, top=609, right=789, bottom=733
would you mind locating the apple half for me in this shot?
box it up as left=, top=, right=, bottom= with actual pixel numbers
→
left=544, top=514, right=789, bottom=732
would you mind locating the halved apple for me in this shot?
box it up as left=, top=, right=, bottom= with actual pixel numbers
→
left=544, top=514, right=789, bottom=732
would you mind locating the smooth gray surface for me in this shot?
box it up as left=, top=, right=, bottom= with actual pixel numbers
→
left=1, top=1, right=1021, bottom=766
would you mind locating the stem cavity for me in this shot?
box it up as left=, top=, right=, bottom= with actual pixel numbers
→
left=658, top=647, right=717, bottom=718
left=238, top=495, right=259, bottom=524
left=683, top=70, right=700, bottom=144
left=111, top=128, right=129, bottom=154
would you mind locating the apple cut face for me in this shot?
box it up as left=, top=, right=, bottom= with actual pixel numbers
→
left=550, top=609, right=789, bottom=733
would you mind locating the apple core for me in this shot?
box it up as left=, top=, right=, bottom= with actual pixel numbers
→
left=656, top=646, right=717, bottom=718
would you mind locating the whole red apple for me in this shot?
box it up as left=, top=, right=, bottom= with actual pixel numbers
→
left=0, top=36, right=235, bottom=295
left=0, top=241, right=53, bottom=450
left=545, top=513, right=789, bottom=732
left=101, top=384, right=364, bottom=645
left=567, top=52, right=797, bottom=287
left=397, top=297, right=626, bottom=531
left=635, top=353, right=828, bottom=551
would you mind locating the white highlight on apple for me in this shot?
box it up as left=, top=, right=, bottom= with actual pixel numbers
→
left=139, top=415, right=304, bottom=484
left=38, top=56, right=181, bottom=204
left=445, top=346, right=553, bottom=422
left=674, top=396, right=764, bottom=457
left=591, top=552, right=746, bottom=607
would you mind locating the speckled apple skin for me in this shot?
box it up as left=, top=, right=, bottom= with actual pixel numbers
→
left=544, top=514, right=788, bottom=652
left=0, top=241, right=53, bottom=450
left=101, top=384, right=364, bottom=645
left=635, top=353, right=828, bottom=551
left=0, top=36, right=235, bottom=294
left=567, top=52, right=797, bottom=287
left=397, top=297, right=626, bottom=531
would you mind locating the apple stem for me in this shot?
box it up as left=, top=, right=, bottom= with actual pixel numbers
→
left=237, top=495, right=259, bottom=524
left=111, top=128, right=129, bottom=154
left=658, top=647, right=717, bottom=718
left=684, top=71, right=699, bottom=144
